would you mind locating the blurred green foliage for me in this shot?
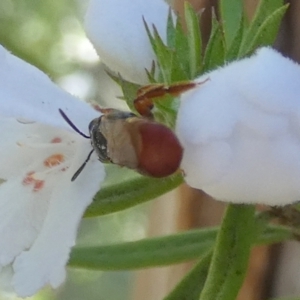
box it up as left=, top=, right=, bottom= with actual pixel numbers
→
left=0, top=0, right=84, bottom=77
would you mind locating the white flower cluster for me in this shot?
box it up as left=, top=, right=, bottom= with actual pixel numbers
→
left=85, top=0, right=172, bottom=84
left=176, top=48, right=300, bottom=205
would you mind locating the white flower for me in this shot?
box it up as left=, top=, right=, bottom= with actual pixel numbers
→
left=176, top=47, right=300, bottom=206
left=85, top=0, right=174, bottom=84
left=0, top=45, right=105, bottom=297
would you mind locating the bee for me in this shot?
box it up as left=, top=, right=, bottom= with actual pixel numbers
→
left=60, top=80, right=206, bottom=181
left=59, top=108, right=183, bottom=181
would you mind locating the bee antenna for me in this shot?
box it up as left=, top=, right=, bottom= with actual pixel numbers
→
left=59, top=109, right=90, bottom=139
left=71, top=149, right=94, bottom=181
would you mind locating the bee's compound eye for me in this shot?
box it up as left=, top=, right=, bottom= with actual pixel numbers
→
left=137, top=123, right=183, bottom=177
left=89, top=117, right=101, bottom=133
left=88, top=121, right=93, bottom=132
left=88, top=120, right=94, bottom=133
left=91, top=132, right=110, bottom=164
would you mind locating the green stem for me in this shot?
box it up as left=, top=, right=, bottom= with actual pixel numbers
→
left=85, top=173, right=183, bottom=217
left=199, top=204, right=256, bottom=300
left=69, top=224, right=291, bottom=270
left=164, top=251, right=212, bottom=300
left=69, top=228, right=216, bottom=270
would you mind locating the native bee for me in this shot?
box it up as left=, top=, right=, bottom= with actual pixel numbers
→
left=60, top=80, right=206, bottom=181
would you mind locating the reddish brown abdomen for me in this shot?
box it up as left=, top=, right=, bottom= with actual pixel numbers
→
left=137, top=123, right=183, bottom=177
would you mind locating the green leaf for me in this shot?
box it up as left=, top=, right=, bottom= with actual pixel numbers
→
left=202, top=14, right=225, bottom=72
left=226, top=14, right=245, bottom=61
left=69, top=224, right=292, bottom=270
left=244, top=5, right=289, bottom=56
left=148, top=23, right=188, bottom=82
left=184, top=2, right=202, bottom=78
left=167, top=9, right=177, bottom=48
left=152, top=95, right=179, bottom=128
left=69, top=228, right=217, bottom=270
left=165, top=12, right=189, bottom=81
left=84, top=172, right=183, bottom=217
left=256, top=224, right=294, bottom=245
left=219, top=0, right=243, bottom=46
left=164, top=251, right=212, bottom=300
left=152, top=25, right=174, bottom=82
left=169, top=54, right=189, bottom=82
left=108, top=73, right=141, bottom=112
left=199, top=204, right=256, bottom=300
left=239, top=0, right=284, bottom=56
left=144, top=20, right=170, bottom=82
left=172, top=19, right=190, bottom=80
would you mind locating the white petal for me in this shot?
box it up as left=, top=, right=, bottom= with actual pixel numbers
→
left=176, top=47, right=300, bottom=205
left=0, top=119, right=105, bottom=297
left=85, top=0, right=174, bottom=84
left=0, top=46, right=99, bottom=131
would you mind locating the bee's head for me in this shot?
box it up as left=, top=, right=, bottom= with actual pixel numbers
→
left=88, top=117, right=110, bottom=163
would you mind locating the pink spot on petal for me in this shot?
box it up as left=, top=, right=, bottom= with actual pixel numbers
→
left=44, top=153, right=65, bottom=168
left=22, top=172, right=45, bottom=192
left=51, top=137, right=62, bottom=143
left=22, top=171, right=35, bottom=185
left=33, top=180, right=45, bottom=192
